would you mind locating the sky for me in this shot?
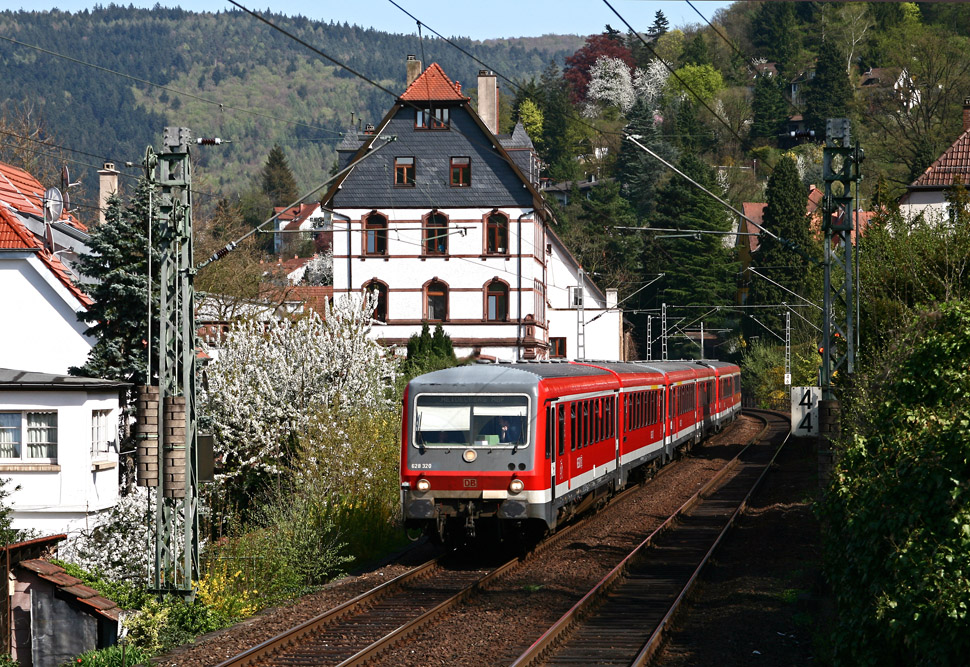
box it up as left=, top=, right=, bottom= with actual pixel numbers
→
left=13, top=0, right=734, bottom=40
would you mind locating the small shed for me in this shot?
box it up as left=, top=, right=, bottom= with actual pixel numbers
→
left=3, top=535, right=120, bottom=666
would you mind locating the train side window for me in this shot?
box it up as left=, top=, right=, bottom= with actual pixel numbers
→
left=624, top=394, right=629, bottom=433
left=582, top=401, right=589, bottom=447
left=558, top=405, right=566, bottom=457
left=545, top=406, right=554, bottom=460
left=571, top=403, right=577, bottom=451
left=595, top=399, right=602, bottom=443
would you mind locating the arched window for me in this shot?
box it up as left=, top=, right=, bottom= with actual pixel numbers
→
left=425, top=279, right=448, bottom=321
left=424, top=212, right=448, bottom=255
left=364, top=280, right=388, bottom=322
left=364, top=213, right=387, bottom=256
left=485, top=279, right=509, bottom=321
left=486, top=212, right=509, bottom=254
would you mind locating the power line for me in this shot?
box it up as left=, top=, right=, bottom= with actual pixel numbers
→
left=685, top=0, right=802, bottom=117
left=0, top=34, right=345, bottom=138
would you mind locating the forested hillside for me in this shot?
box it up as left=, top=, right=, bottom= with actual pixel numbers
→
left=0, top=6, right=582, bottom=212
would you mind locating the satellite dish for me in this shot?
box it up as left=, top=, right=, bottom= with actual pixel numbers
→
left=44, top=187, right=63, bottom=223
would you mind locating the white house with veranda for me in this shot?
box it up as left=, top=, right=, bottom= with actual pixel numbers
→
left=323, top=59, right=622, bottom=361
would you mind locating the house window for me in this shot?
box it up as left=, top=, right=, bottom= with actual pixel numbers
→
left=424, top=212, right=448, bottom=255
left=426, top=280, right=448, bottom=321
left=486, top=279, right=509, bottom=321
left=450, top=157, right=470, bottom=187
left=416, top=107, right=450, bottom=129
left=394, top=157, right=415, bottom=187
left=486, top=212, right=509, bottom=254
left=550, top=337, right=566, bottom=358
left=91, top=409, right=114, bottom=458
left=0, top=411, right=57, bottom=461
left=365, top=213, right=388, bottom=256
left=365, top=280, right=388, bottom=322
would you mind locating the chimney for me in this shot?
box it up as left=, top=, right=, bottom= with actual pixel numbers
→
left=97, top=161, right=120, bottom=226
left=964, top=96, right=970, bottom=133
left=477, top=70, right=499, bottom=135
left=406, top=54, right=422, bottom=88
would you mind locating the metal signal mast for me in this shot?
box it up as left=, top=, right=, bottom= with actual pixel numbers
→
left=820, top=118, right=863, bottom=399
left=144, top=127, right=199, bottom=596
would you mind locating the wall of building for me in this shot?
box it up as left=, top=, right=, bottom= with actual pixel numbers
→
left=0, top=389, right=120, bottom=535
left=899, top=190, right=949, bottom=222
left=0, top=253, right=94, bottom=375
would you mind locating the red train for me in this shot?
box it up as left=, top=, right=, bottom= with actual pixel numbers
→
left=401, top=360, right=741, bottom=543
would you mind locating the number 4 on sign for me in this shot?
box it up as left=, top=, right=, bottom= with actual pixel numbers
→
left=791, top=387, right=820, bottom=436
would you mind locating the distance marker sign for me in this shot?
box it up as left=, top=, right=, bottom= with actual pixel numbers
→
left=791, top=386, right=821, bottom=436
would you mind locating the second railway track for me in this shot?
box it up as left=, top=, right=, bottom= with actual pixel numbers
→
left=215, top=412, right=776, bottom=667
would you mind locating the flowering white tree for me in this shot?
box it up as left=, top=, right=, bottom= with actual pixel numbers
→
left=61, top=491, right=152, bottom=583
left=303, top=249, right=333, bottom=286
left=585, top=56, right=635, bottom=115
left=633, top=59, right=670, bottom=111
left=200, top=290, right=397, bottom=504
left=587, top=57, right=670, bottom=117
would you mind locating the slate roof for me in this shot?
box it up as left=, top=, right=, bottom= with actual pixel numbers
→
left=0, top=161, right=85, bottom=231
left=909, top=128, right=970, bottom=189
left=400, top=63, right=468, bottom=102
left=0, top=206, right=92, bottom=307
left=0, top=368, right=128, bottom=390
left=329, top=103, right=534, bottom=209
left=18, top=558, right=121, bottom=622
left=498, top=122, right=535, bottom=150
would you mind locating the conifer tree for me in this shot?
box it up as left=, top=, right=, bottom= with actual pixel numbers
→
left=802, top=40, right=854, bottom=138
left=651, top=155, right=737, bottom=357
left=750, top=74, right=789, bottom=142
left=680, top=33, right=711, bottom=67
left=261, top=144, right=299, bottom=208
left=650, top=10, right=669, bottom=37
left=615, top=99, right=677, bottom=220
left=751, top=2, right=800, bottom=75
left=71, top=179, right=160, bottom=386
left=746, top=155, right=814, bottom=335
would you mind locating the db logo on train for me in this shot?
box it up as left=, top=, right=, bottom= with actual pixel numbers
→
left=463, top=479, right=478, bottom=488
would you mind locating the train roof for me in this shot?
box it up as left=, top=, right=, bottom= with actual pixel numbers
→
left=407, top=362, right=612, bottom=394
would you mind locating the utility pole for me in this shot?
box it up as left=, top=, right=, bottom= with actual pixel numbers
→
left=576, top=269, right=586, bottom=361
left=784, top=309, right=791, bottom=386
left=646, top=315, right=652, bottom=361
left=146, top=127, right=199, bottom=597
left=818, top=118, right=863, bottom=486
left=661, top=302, right=668, bottom=361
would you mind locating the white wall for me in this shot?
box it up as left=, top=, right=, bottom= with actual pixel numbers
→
left=331, top=206, right=624, bottom=361
left=899, top=190, right=948, bottom=222
left=0, top=389, right=120, bottom=536
left=0, top=253, right=94, bottom=375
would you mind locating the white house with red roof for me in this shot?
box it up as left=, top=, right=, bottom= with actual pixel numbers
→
left=324, top=58, right=622, bottom=361
left=0, top=205, right=94, bottom=375
left=899, top=97, right=970, bottom=222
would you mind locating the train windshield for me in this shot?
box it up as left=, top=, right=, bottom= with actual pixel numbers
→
left=413, top=394, right=530, bottom=448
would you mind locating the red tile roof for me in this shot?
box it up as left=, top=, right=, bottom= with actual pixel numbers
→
left=0, top=162, right=86, bottom=231
left=274, top=203, right=317, bottom=231
left=910, top=128, right=970, bottom=189
left=0, top=205, right=92, bottom=307
left=400, top=63, right=468, bottom=102
left=18, top=558, right=121, bottom=621
left=741, top=202, right=766, bottom=253
left=286, top=285, right=333, bottom=315
left=0, top=205, right=38, bottom=249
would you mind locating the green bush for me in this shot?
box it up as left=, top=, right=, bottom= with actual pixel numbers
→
left=71, top=643, right=150, bottom=667
left=819, top=302, right=970, bottom=665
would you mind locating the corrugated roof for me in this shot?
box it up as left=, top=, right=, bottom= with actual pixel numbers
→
left=400, top=63, right=468, bottom=102
left=909, top=128, right=970, bottom=189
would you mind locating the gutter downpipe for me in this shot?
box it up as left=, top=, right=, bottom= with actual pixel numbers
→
left=517, top=209, right=534, bottom=361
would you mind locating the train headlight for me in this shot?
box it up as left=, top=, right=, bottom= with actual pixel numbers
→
left=509, top=478, right=524, bottom=494
left=416, top=478, right=431, bottom=492
left=462, top=449, right=478, bottom=463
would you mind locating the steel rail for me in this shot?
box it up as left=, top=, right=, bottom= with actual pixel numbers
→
left=216, top=416, right=750, bottom=667
left=632, top=409, right=791, bottom=666
left=509, top=410, right=778, bottom=667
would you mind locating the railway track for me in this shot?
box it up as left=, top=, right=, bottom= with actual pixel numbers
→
left=215, top=414, right=772, bottom=667
left=509, top=409, right=790, bottom=667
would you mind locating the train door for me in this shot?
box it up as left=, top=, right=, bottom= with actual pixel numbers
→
left=546, top=402, right=567, bottom=502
